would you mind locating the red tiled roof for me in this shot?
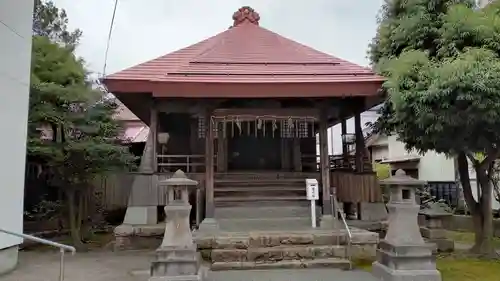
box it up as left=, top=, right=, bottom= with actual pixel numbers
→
left=104, top=6, right=384, bottom=98
left=123, top=124, right=149, bottom=143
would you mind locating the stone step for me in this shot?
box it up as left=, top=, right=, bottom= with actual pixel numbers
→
left=214, top=186, right=305, bottom=191
left=214, top=199, right=310, bottom=207
left=211, top=244, right=351, bottom=263
left=195, top=229, right=379, bottom=249
left=214, top=173, right=314, bottom=181
left=214, top=206, right=320, bottom=219
left=211, top=258, right=352, bottom=271
left=215, top=179, right=305, bottom=186
left=217, top=217, right=318, bottom=231
left=214, top=189, right=305, bottom=198
left=215, top=195, right=306, bottom=202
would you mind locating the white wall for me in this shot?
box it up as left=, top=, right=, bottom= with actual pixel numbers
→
left=418, top=151, right=455, bottom=182
left=371, top=146, right=388, bottom=162
left=387, top=135, right=411, bottom=159
left=0, top=0, right=33, bottom=249
left=386, top=135, right=455, bottom=182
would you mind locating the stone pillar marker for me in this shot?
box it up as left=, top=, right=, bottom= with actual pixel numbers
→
left=372, top=169, right=441, bottom=281
left=149, top=170, right=206, bottom=281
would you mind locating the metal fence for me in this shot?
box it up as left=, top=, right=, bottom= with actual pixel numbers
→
left=427, top=181, right=460, bottom=208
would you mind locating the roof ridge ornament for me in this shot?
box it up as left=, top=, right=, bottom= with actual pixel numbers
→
left=232, top=6, right=260, bottom=27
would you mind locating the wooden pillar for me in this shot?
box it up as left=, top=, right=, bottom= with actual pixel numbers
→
left=354, top=112, right=363, bottom=173
left=204, top=110, right=215, bottom=219
left=319, top=109, right=331, bottom=215
left=293, top=138, right=302, bottom=172
left=217, top=122, right=226, bottom=172
left=341, top=118, right=348, bottom=166
left=150, top=104, right=158, bottom=173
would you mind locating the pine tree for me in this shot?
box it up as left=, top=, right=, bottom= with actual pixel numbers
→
left=29, top=2, right=136, bottom=248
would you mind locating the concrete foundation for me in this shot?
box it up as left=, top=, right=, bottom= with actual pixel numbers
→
left=0, top=246, right=19, bottom=275
left=114, top=206, right=159, bottom=250
left=123, top=206, right=158, bottom=225
left=113, top=224, right=164, bottom=251
left=372, top=263, right=441, bottom=281
left=198, top=218, right=219, bottom=233
left=359, top=202, right=388, bottom=221
left=319, top=214, right=336, bottom=229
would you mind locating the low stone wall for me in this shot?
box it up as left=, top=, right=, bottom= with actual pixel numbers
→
left=442, top=215, right=500, bottom=237
left=195, top=229, right=379, bottom=270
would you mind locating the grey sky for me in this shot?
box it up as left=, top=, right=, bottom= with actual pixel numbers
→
left=52, top=0, right=384, bottom=153
left=52, top=0, right=384, bottom=75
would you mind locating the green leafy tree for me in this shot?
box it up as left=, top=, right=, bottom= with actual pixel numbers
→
left=373, top=162, right=391, bottom=180
left=32, top=0, right=82, bottom=48
left=370, top=0, right=500, bottom=256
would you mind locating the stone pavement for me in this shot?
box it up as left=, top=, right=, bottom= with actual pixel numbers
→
left=1, top=250, right=378, bottom=281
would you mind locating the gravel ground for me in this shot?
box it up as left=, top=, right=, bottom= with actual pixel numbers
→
left=1, top=250, right=378, bottom=281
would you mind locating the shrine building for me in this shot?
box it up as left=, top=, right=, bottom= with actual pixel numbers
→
left=103, top=6, right=385, bottom=231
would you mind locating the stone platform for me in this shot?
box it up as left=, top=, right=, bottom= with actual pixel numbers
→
left=194, top=227, right=379, bottom=271
left=113, top=222, right=380, bottom=271
left=113, top=221, right=381, bottom=251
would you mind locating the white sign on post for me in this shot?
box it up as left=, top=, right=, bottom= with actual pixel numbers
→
left=305, top=178, right=319, bottom=228
left=306, top=178, right=319, bottom=200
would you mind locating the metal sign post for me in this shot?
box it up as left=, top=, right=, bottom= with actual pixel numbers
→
left=305, top=178, right=319, bottom=228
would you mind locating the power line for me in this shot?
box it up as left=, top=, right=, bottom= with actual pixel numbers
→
left=102, top=0, right=119, bottom=77
left=0, top=18, right=24, bottom=39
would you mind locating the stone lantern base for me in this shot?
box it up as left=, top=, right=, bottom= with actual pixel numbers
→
left=149, top=244, right=207, bottom=281
left=419, top=206, right=455, bottom=253
left=372, top=241, right=441, bottom=281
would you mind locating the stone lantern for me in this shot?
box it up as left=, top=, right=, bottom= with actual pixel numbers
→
left=372, top=169, right=441, bottom=281
left=419, top=203, right=454, bottom=252
left=149, top=170, right=206, bottom=281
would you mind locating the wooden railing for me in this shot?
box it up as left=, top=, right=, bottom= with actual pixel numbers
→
left=157, top=154, right=217, bottom=173
left=302, top=153, right=380, bottom=203
left=330, top=171, right=382, bottom=203
left=301, top=154, right=372, bottom=172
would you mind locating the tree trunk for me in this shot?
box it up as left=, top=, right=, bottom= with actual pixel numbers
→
left=66, top=189, right=85, bottom=250
left=79, top=191, right=92, bottom=241
left=471, top=169, right=496, bottom=257
left=457, top=152, right=497, bottom=257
